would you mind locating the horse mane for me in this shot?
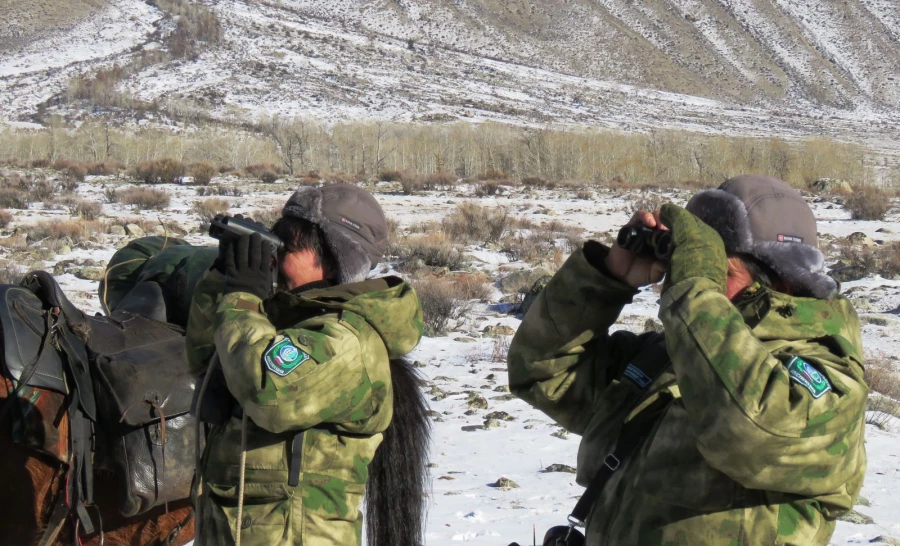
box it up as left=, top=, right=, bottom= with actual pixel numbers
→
left=365, top=357, right=432, bottom=546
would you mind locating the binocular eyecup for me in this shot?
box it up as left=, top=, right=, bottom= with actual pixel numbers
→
left=616, top=224, right=673, bottom=261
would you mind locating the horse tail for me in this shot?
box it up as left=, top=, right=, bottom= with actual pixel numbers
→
left=365, top=357, right=431, bottom=546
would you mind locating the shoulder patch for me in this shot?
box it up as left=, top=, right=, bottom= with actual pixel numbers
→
left=787, top=356, right=832, bottom=399
left=264, top=335, right=311, bottom=377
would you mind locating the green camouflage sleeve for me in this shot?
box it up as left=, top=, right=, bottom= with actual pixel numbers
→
left=659, top=277, right=867, bottom=505
left=213, top=292, right=379, bottom=434
left=508, top=243, right=652, bottom=434
left=185, top=268, right=225, bottom=377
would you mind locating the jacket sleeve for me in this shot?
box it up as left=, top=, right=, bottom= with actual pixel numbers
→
left=185, top=268, right=224, bottom=377
left=508, top=242, right=655, bottom=434
left=213, top=292, right=380, bottom=434
left=659, top=277, right=867, bottom=501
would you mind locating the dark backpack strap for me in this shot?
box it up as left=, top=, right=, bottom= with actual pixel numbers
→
left=288, top=431, right=305, bottom=487
left=569, top=337, right=671, bottom=527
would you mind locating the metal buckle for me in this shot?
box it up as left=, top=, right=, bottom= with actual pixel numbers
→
left=567, top=514, right=585, bottom=528
left=604, top=454, right=620, bottom=471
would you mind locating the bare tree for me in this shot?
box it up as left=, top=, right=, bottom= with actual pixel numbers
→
left=263, top=117, right=313, bottom=175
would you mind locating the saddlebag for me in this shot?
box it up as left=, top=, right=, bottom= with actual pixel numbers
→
left=89, top=317, right=198, bottom=518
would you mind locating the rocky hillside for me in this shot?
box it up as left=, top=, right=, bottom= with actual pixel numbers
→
left=2, top=0, right=900, bottom=153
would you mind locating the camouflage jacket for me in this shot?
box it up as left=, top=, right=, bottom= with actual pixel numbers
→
left=187, top=270, right=423, bottom=546
left=508, top=245, right=867, bottom=546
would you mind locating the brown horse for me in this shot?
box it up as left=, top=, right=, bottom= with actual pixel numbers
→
left=0, top=381, right=195, bottom=546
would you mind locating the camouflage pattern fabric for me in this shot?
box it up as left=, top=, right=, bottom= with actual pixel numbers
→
left=508, top=244, right=867, bottom=546
left=659, top=203, right=727, bottom=292
left=101, top=236, right=217, bottom=327
left=189, top=275, right=423, bottom=546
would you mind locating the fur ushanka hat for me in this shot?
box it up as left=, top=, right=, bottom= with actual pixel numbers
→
left=685, top=175, right=838, bottom=299
left=282, top=185, right=388, bottom=285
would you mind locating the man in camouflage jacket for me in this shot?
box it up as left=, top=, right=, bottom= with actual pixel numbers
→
left=508, top=175, right=867, bottom=545
left=186, top=186, right=423, bottom=545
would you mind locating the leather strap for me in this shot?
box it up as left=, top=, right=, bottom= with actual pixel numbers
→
left=0, top=311, right=54, bottom=424
left=288, top=431, right=305, bottom=487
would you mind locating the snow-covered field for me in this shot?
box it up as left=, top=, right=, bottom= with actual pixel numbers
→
left=2, top=174, right=898, bottom=545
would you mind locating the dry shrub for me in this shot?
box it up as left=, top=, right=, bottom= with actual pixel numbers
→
left=837, top=242, right=900, bottom=279
left=190, top=161, right=217, bottom=185
left=117, top=187, right=171, bottom=210
left=321, top=171, right=357, bottom=185
left=23, top=177, right=56, bottom=202
left=25, top=219, right=104, bottom=244
left=411, top=276, right=479, bottom=336
left=134, top=158, right=185, bottom=184
left=29, top=158, right=50, bottom=169
left=865, top=356, right=900, bottom=430
left=0, top=260, right=23, bottom=284
left=502, top=220, right=582, bottom=265
left=0, top=210, right=12, bottom=228
left=522, top=176, right=555, bottom=189
left=424, top=172, right=456, bottom=190
left=243, top=207, right=281, bottom=229
left=476, top=169, right=507, bottom=181
left=52, top=159, right=88, bottom=183
left=441, top=202, right=510, bottom=244
left=0, top=187, right=27, bottom=209
left=576, top=190, right=594, bottom=200
left=474, top=180, right=506, bottom=197
left=844, top=186, right=892, bottom=221
left=491, top=335, right=510, bottom=363
left=193, top=197, right=230, bottom=222
left=245, top=163, right=281, bottom=183
left=196, top=185, right=245, bottom=197
left=629, top=192, right=669, bottom=214
left=103, top=186, right=120, bottom=203
left=87, top=161, right=123, bottom=176
left=378, top=169, right=405, bottom=182
left=399, top=235, right=466, bottom=271
left=400, top=175, right=425, bottom=195
left=448, top=272, right=494, bottom=301
left=69, top=199, right=102, bottom=220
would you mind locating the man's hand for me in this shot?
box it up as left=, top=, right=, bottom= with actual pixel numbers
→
left=222, top=232, right=273, bottom=299
left=605, top=210, right=669, bottom=288
left=658, top=204, right=727, bottom=293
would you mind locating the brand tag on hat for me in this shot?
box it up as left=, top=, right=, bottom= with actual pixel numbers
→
left=339, top=216, right=361, bottom=231
left=777, top=234, right=803, bottom=243
left=264, top=335, right=310, bottom=377
left=787, top=356, right=831, bottom=399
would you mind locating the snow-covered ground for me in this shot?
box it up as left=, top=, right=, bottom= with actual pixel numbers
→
left=2, top=175, right=897, bottom=545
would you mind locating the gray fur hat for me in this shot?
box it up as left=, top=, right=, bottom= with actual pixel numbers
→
left=282, top=185, right=388, bottom=284
left=685, top=175, right=838, bottom=299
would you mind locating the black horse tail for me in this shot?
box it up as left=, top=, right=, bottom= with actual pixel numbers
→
left=365, top=358, right=431, bottom=546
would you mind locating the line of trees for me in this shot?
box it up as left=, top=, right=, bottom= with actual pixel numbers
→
left=0, top=118, right=888, bottom=188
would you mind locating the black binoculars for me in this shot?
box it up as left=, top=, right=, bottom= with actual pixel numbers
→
left=209, top=215, right=284, bottom=255
left=616, top=224, right=673, bottom=261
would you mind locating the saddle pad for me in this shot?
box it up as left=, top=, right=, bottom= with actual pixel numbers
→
left=0, top=285, right=66, bottom=393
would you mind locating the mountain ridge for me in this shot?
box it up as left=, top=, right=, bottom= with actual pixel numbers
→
left=1, top=0, right=899, bottom=157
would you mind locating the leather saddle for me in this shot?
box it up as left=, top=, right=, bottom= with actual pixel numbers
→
left=1, top=270, right=198, bottom=518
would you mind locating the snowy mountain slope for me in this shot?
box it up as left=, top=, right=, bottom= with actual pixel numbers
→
left=1, top=0, right=900, bottom=153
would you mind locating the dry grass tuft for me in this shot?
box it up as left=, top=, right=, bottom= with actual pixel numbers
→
left=193, top=197, right=230, bottom=222
left=411, top=275, right=489, bottom=336
left=189, top=161, right=217, bottom=185
left=134, top=158, right=185, bottom=184
left=442, top=202, right=511, bottom=245
left=117, top=187, right=171, bottom=210
left=0, top=210, right=12, bottom=228
left=865, top=355, right=900, bottom=430
left=844, top=186, right=893, bottom=221
left=399, top=235, right=466, bottom=271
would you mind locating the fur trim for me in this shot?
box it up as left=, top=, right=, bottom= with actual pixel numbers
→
left=686, top=188, right=838, bottom=299
left=282, top=187, right=372, bottom=284
left=750, top=242, right=838, bottom=299
left=685, top=190, right=753, bottom=252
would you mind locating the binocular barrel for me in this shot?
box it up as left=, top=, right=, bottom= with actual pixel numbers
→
left=616, top=225, right=673, bottom=260
left=209, top=215, right=284, bottom=254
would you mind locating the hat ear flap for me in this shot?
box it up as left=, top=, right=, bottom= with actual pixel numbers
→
left=685, top=190, right=753, bottom=253
left=319, top=222, right=372, bottom=284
